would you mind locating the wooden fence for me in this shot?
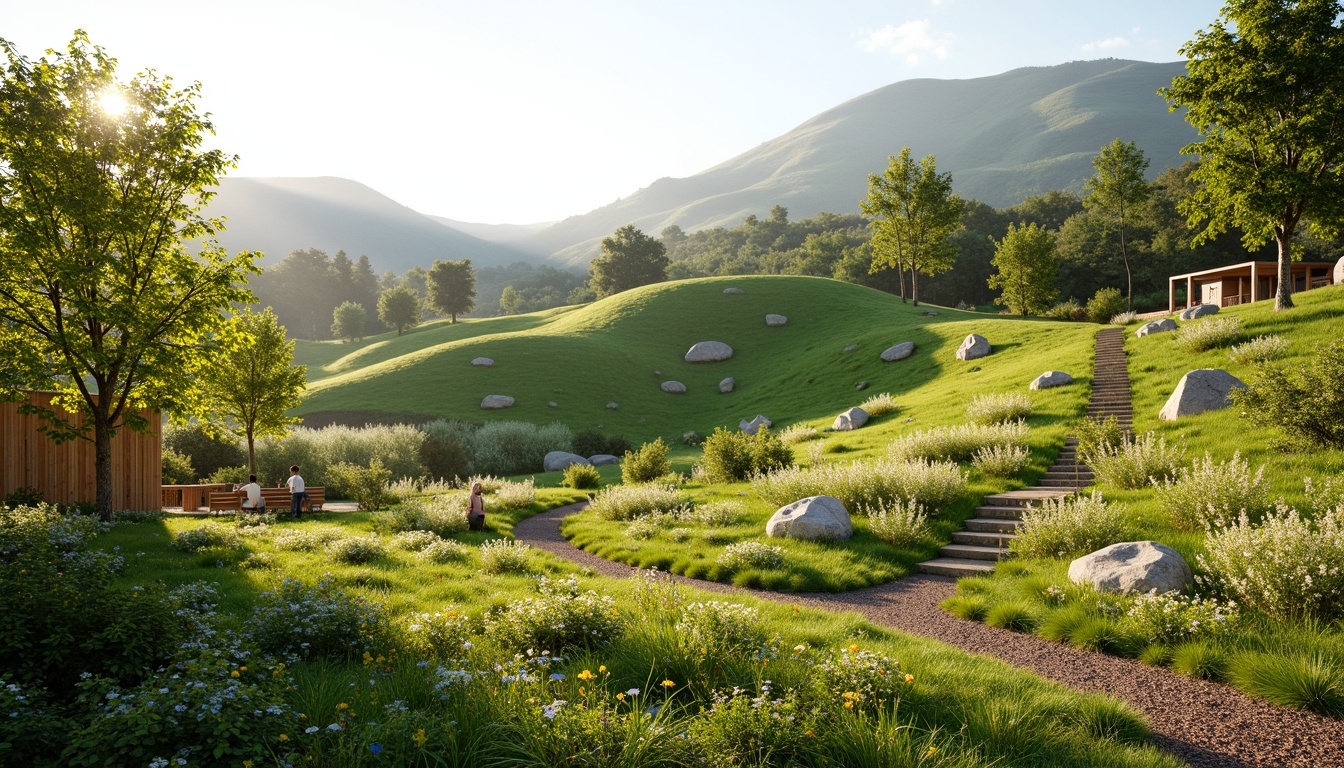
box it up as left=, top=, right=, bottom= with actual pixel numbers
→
left=1, top=391, right=161, bottom=510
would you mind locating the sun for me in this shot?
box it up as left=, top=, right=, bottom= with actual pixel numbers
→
left=98, top=89, right=129, bottom=117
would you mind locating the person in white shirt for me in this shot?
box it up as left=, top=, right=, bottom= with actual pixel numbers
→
left=239, top=475, right=265, bottom=510
left=287, top=465, right=307, bottom=517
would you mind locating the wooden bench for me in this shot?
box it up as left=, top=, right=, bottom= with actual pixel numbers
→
left=207, top=491, right=243, bottom=515
left=260, top=487, right=325, bottom=513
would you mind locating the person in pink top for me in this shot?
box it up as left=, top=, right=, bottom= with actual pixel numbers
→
left=467, top=482, right=485, bottom=531
left=287, top=465, right=308, bottom=518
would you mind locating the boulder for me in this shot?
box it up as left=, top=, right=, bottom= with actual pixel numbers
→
left=548, top=401, right=558, bottom=408
left=955, top=334, right=991, bottom=361
left=765, top=314, right=788, bottom=327
left=685, top=341, right=734, bottom=362
left=1158, top=369, right=1247, bottom=421
left=588, top=454, right=620, bottom=466
left=1136, top=318, right=1178, bottom=337
left=723, top=287, right=745, bottom=294
left=1180, top=304, right=1220, bottom=320
left=739, top=414, right=772, bottom=435
left=1030, top=371, right=1074, bottom=390
left=832, top=407, right=869, bottom=431
left=481, top=395, right=515, bottom=409
left=720, top=377, right=735, bottom=394
left=470, top=357, right=495, bottom=367
left=765, top=496, right=853, bottom=541
left=543, top=451, right=590, bottom=472
left=1335, top=256, right=1344, bottom=286
left=661, top=380, right=687, bottom=393
left=856, top=381, right=869, bottom=391
left=842, top=344, right=859, bottom=354
left=606, top=402, right=619, bottom=410
left=881, top=341, right=916, bottom=362
left=1068, top=541, right=1193, bottom=595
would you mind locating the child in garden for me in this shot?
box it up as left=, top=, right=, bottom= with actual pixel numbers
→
left=287, top=465, right=308, bottom=517
left=467, top=482, right=485, bottom=531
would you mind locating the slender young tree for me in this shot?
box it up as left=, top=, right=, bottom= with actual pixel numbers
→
left=331, top=301, right=366, bottom=342
left=861, top=148, right=965, bottom=306
left=1084, top=139, right=1150, bottom=311
left=1162, top=0, right=1344, bottom=311
left=427, top=258, right=477, bottom=323
left=988, top=222, right=1060, bottom=317
left=377, top=285, right=421, bottom=336
left=0, top=33, right=257, bottom=518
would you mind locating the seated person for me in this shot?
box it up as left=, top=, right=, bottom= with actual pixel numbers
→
left=239, top=474, right=265, bottom=510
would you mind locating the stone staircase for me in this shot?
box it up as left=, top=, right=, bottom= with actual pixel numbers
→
left=916, top=328, right=1131, bottom=578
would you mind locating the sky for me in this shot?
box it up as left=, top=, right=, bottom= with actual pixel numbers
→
left=7, top=1, right=1225, bottom=225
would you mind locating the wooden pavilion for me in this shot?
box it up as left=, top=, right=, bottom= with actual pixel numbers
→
left=1167, top=260, right=1336, bottom=313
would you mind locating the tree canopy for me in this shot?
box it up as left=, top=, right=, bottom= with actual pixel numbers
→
left=860, top=148, right=965, bottom=306
left=1162, top=0, right=1344, bottom=310
left=588, top=225, right=669, bottom=297
left=427, top=258, right=476, bottom=323
left=331, top=301, right=366, bottom=342
left=988, top=222, right=1059, bottom=317
left=1084, top=139, right=1151, bottom=311
left=0, top=32, right=257, bottom=518
left=378, top=285, right=421, bottom=336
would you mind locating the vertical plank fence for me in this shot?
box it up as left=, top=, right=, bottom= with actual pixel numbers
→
left=0, top=391, right=161, bottom=510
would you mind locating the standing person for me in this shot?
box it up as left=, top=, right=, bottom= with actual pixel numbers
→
left=467, top=482, right=485, bottom=531
left=239, top=474, right=265, bottom=511
left=287, top=465, right=308, bottom=518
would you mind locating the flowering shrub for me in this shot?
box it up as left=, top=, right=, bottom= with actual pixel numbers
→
left=622, top=438, right=673, bottom=483
left=1154, top=451, right=1274, bottom=531
left=688, top=501, right=744, bottom=527
left=965, top=393, right=1032, bottom=425
left=1010, top=492, right=1127, bottom=559
left=699, top=427, right=793, bottom=484
left=239, top=551, right=276, bottom=570
left=0, top=678, right=69, bottom=763
left=1174, top=316, right=1241, bottom=352
left=418, top=539, right=471, bottom=564
left=1075, top=415, right=1125, bottom=465
left=325, top=534, right=386, bottom=564
left=888, top=420, right=1029, bottom=463
left=380, top=493, right=470, bottom=537
left=1089, top=431, right=1185, bottom=489
left=271, top=527, right=342, bottom=552
left=1228, top=334, right=1288, bottom=365
left=863, top=498, right=930, bottom=548
left=753, top=457, right=965, bottom=513
left=484, top=575, right=623, bottom=651
left=245, top=577, right=388, bottom=660
left=778, top=424, right=820, bottom=445
left=479, top=539, right=535, bottom=574
left=717, top=541, right=785, bottom=572
left=1197, top=504, right=1344, bottom=620
left=397, top=607, right=473, bottom=661
left=668, top=527, right=693, bottom=542
left=170, top=522, right=243, bottom=552
left=493, top=478, right=537, bottom=509
left=1232, top=340, right=1344, bottom=449
left=812, top=645, right=907, bottom=713
left=625, top=513, right=676, bottom=540
left=326, top=458, right=396, bottom=510
left=561, top=463, right=602, bottom=489
left=392, top=529, right=441, bottom=551
left=589, top=483, right=684, bottom=521
left=859, top=392, right=899, bottom=417
left=234, top=510, right=276, bottom=529
left=688, top=685, right=815, bottom=765
left=675, top=601, right=767, bottom=658
left=972, top=443, right=1030, bottom=477
left=1124, top=591, right=1239, bottom=643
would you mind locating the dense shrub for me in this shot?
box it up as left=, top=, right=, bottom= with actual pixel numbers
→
left=717, top=541, right=785, bottom=572
left=484, top=575, right=623, bottom=651
left=325, top=534, right=386, bottom=564
left=1010, top=492, right=1127, bottom=558
left=1227, top=334, right=1288, bottom=365
left=2, top=486, right=43, bottom=508
left=1154, top=451, right=1274, bottom=531
left=1075, top=415, right=1125, bottom=465
left=778, top=424, right=820, bottom=445
left=1232, top=340, right=1344, bottom=449
left=674, top=601, right=767, bottom=658
left=162, top=422, right=246, bottom=481
left=1086, top=287, right=1127, bottom=325
left=1174, top=316, right=1241, bottom=352
left=966, top=393, right=1032, bottom=425
left=589, top=483, right=685, bottom=521
left=622, top=437, right=672, bottom=483
left=160, top=448, right=195, bottom=484
left=254, top=423, right=424, bottom=489
left=688, top=501, right=744, bottom=527
left=418, top=538, right=471, bottom=564
left=326, top=458, right=396, bottom=509
left=391, top=529, right=442, bottom=551
left=419, top=433, right=471, bottom=482
left=562, top=463, right=602, bottom=489
left=972, top=443, right=1030, bottom=477
left=272, top=527, right=341, bottom=552
left=468, top=421, right=574, bottom=475
left=479, top=539, right=535, bottom=574
left=397, top=608, right=473, bottom=661
left=204, top=464, right=249, bottom=485
left=700, top=427, right=793, bottom=484
left=170, top=522, right=243, bottom=552
left=888, top=420, right=1029, bottom=463
left=572, top=428, right=631, bottom=459
left=859, top=392, right=899, bottom=417
left=863, top=497, right=931, bottom=547
left=1044, top=299, right=1088, bottom=322
left=754, top=457, right=965, bottom=513
left=1089, top=431, right=1185, bottom=489
left=245, top=577, right=388, bottom=660
left=493, top=477, right=536, bottom=509
left=1124, top=591, right=1239, bottom=644
left=379, top=493, right=470, bottom=537
left=681, top=430, right=703, bottom=446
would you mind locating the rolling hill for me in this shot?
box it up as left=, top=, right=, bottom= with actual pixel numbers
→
left=525, top=59, right=1194, bottom=265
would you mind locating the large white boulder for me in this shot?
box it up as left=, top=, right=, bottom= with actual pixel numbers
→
left=1180, top=304, right=1220, bottom=320
left=1068, top=541, right=1192, bottom=595
left=832, top=407, right=869, bottom=431
left=1030, top=371, right=1074, bottom=390
left=1136, top=318, right=1178, bottom=337
left=661, top=380, right=688, bottom=393
left=1158, top=369, right=1247, bottom=421
left=881, top=342, right=916, bottom=362
left=956, top=334, right=991, bottom=361
left=765, top=314, right=788, bottom=327
left=685, top=341, right=734, bottom=362
left=766, top=496, right=853, bottom=541
left=481, top=395, right=515, bottom=409
left=739, top=414, right=772, bottom=435
left=1334, top=256, right=1344, bottom=285
left=588, top=454, right=620, bottom=466
left=471, top=357, right=495, bottom=367
left=544, top=451, right=590, bottom=472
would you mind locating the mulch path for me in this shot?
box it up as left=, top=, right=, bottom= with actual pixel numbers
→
left=515, top=502, right=1344, bottom=768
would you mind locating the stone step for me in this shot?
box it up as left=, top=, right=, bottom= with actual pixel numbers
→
left=952, top=530, right=1017, bottom=547
left=983, top=488, right=1072, bottom=507
left=964, top=517, right=1022, bottom=533
left=916, top=557, right=997, bottom=577
left=975, top=505, right=1028, bottom=520
left=939, top=543, right=1008, bottom=562
left=1038, top=478, right=1091, bottom=488
left=1043, top=470, right=1094, bottom=480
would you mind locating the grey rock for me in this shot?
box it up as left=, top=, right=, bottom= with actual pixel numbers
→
left=765, top=314, right=788, bottom=327
left=471, top=357, right=494, bottom=367
left=766, top=496, right=853, bottom=541
left=1180, top=304, right=1220, bottom=320
left=1159, top=369, right=1247, bottom=421
left=739, top=414, right=772, bottom=435
left=1136, top=318, right=1178, bottom=337
left=685, top=341, right=734, bottom=362
left=723, top=287, right=744, bottom=295
left=1335, top=256, right=1344, bottom=285
left=881, top=341, right=916, bottom=362
left=720, top=377, right=735, bottom=393
left=1068, top=541, right=1193, bottom=595
left=856, top=381, right=869, bottom=391
left=543, top=451, right=590, bottom=472
left=842, top=344, right=859, bottom=354
left=955, top=334, right=991, bottom=361
left=589, top=454, right=620, bottom=466
left=480, top=395, right=515, bottom=409
left=661, top=380, right=687, bottom=394
left=548, top=401, right=558, bottom=408
left=832, top=407, right=869, bottom=431
left=922, top=310, right=938, bottom=316
left=606, top=402, right=619, bottom=410
left=1030, top=371, right=1074, bottom=390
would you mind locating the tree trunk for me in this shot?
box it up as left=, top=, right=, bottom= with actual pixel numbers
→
left=247, top=432, right=256, bottom=477
left=1275, top=227, right=1295, bottom=311
left=1120, top=225, right=1133, bottom=312
left=94, top=414, right=114, bottom=521
left=911, top=269, right=920, bottom=307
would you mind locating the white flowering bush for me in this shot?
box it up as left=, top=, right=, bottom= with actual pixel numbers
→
left=380, top=493, right=470, bottom=537
left=717, top=541, right=785, bottom=572
left=325, top=534, right=385, bottom=564
left=812, top=646, right=907, bottom=713
left=589, top=483, right=684, bottom=521
left=625, top=512, right=677, bottom=540
left=888, top=420, right=1030, bottom=463
left=392, top=529, right=441, bottom=551
left=675, top=601, right=768, bottom=658
left=484, top=575, right=623, bottom=651
left=233, top=510, right=276, bottom=529
left=271, top=527, right=341, bottom=552
left=245, top=577, right=388, bottom=660
left=863, top=498, right=930, bottom=548
left=753, top=457, right=965, bottom=513
left=1228, top=334, right=1288, bottom=365
left=688, top=501, right=744, bottom=527
left=1089, top=431, right=1185, bottom=489
left=965, top=393, right=1032, bottom=425
left=972, top=443, right=1030, bottom=477
left=397, top=607, right=473, bottom=661
left=1124, top=591, right=1240, bottom=643
left=463, top=474, right=506, bottom=493
left=1197, top=504, right=1344, bottom=620
left=1174, top=316, right=1241, bottom=352
left=170, top=522, right=243, bottom=552
left=1010, top=492, right=1127, bottom=559
left=418, top=538, right=471, bottom=564
left=859, top=392, right=899, bottom=417
left=0, top=503, right=103, bottom=557
left=479, top=538, right=535, bottom=574
left=778, top=424, right=820, bottom=445
left=1154, top=451, right=1274, bottom=531
left=493, top=477, right=536, bottom=509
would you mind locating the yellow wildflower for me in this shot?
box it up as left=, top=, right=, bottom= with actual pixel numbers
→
left=849, top=644, right=859, bottom=653
left=617, top=693, right=626, bottom=701
left=577, top=669, right=596, bottom=681
left=230, top=670, right=240, bottom=679
left=661, top=679, right=675, bottom=688
left=278, top=734, right=289, bottom=742
left=905, top=674, right=915, bottom=684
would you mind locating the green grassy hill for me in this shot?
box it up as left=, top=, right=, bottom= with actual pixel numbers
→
left=294, top=275, right=1098, bottom=444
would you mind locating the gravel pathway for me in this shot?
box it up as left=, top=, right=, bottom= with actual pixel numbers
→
left=516, top=502, right=1344, bottom=768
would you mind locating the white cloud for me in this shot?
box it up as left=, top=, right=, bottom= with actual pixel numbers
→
left=858, top=20, right=950, bottom=66
left=1082, top=36, right=1131, bottom=52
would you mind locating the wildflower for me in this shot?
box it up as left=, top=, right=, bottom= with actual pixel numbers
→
left=337, top=702, right=349, bottom=710
left=370, top=744, right=382, bottom=755
left=578, top=669, right=596, bottom=681
left=327, top=723, right=343, bottom=731
left=549, top=673, right=566, bottom=681
left=627, top=688, right=640, bottom=696
left=278, top=734, right=289, bottom=742
left=904, top=674, right=914, bottom=684
left=599, top=665, right=607, bottom=673
left=617, top=693, right=626, bottom=701
left=848, top=644, right=859, bottom=653
left=305, top=726, right=319, bottom=734
left=413, top=728, right=427, bottom=746
left=661, top=679, right=675, bottom=688
left=794, top=644, right=806, bottom=653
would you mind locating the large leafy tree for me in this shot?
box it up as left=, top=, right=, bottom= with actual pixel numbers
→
left=200, top=308, right=306, bottom=475
left=588, top=225, right=668, bottom=297
left=1084, top=140, right=1151, bottom=311
left=1162, top=0, right=1344, bottom=311
left=377, top=285, right=421, bottom=336
left=0, top=32, right=257, bottom=518
left=427, top=258, right=476, bottom=323
left=988, top=222, right=1059, bottom=317
left=861, top=148, right=965, bottom=306
left=331, top=301, right=366, bottom=342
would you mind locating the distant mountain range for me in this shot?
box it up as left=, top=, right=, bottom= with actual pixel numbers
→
left=205, top=58, right=1195, bottom=271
